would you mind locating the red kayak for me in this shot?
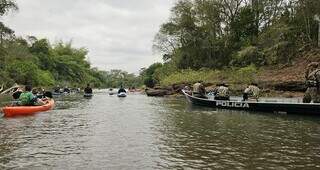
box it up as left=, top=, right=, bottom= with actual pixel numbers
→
left=2, top=99, right=55, bottom=117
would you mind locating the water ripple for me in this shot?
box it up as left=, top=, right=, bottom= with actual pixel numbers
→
left=0, top=94, right=319, bottom=169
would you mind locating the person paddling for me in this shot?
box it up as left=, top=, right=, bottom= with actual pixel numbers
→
left=18, top=85, right=48, bottom=106
left=118, top=85, right=126, bottom=94
left=84, top=84, right=93, bottom=94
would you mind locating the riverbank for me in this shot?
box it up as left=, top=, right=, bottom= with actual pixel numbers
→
left=146, top=49, right=320, bottom=97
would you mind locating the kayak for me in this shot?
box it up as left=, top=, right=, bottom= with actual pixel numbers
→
left=2, top=99, right=55, bottom=117
left=84, top=93, right=93, bottom=97
left=117, top=92, right=127, bottom=97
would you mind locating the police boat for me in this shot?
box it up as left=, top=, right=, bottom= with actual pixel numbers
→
left=182, top=90, right=320, bottom=115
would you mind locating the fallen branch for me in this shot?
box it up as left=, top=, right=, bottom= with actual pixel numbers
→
left=0, top=83, right=21, bottom=95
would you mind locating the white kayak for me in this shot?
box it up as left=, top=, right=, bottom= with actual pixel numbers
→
left=117, top=92, right=127, bottom=97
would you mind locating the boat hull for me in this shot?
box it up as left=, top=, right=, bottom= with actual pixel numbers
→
left=2, top=99, right=55, bottom=117
left=117, top=92, right=127, bottom=97
left=84, top=93, right=93, bottom=98
left=182, top=90, right=320, bottom=115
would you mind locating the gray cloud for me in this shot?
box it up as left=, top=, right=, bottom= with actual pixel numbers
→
left=2, top=0, right=174, bottom=73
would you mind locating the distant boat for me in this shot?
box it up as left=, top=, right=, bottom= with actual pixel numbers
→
left=84, top=93, right=93, bottom=98
left=108, top=88, right=114, bottom=95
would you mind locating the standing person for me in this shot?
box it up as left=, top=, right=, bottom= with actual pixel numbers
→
left=84, top=84, right=93, bottom=94
left=192, top=81, right=207, bottom=98
left=243, top=83, right=260, bottom=101
left=303, top=62, right=320, bottom=103
left=213, top=83, right=230, bottom=100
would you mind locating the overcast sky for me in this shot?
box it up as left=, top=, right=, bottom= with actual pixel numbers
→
left=2, top=0, right=174, bottom=73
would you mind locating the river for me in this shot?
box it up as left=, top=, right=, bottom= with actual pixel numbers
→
left=0, top=90, right=319, bottom=169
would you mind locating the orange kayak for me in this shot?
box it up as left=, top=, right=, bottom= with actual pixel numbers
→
left=2, top=99, right=55, bottom=117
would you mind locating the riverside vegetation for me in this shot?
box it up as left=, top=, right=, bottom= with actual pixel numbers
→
left=141, top=0, right=320, bottom=96
left=0, top=0, right=142, bottom=90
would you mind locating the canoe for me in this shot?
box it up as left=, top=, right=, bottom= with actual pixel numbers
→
left=2, top=99, right=55, bottom=117
left=84, top=93, right=93, bottom=98
left=117, top=92, right=127, bottom=97
left=182, top=90, right=320, bottom=115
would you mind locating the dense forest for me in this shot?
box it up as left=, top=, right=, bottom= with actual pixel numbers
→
left=143, top=0, right=320, bottom=87
left=0, top=0, right=142, bottom=89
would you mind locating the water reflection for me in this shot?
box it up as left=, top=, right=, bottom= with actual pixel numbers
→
left=154, top=96, right=320, bottom=169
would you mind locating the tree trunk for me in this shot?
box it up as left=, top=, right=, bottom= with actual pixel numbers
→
left=318, top=22, right=320, bottom=47
left=0, top=32, right=2, bottom=47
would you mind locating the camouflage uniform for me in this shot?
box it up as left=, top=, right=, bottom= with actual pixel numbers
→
left=213, top=85, right=230, bottom=100
left=303, top=62, right=320, bottom=103
left=192, top=82, right=206, bottom=98
left=243, top=85, right=260, bottom=101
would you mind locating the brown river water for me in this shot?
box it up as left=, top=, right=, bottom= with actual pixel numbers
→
left=0, top=90, right=320, bottom=169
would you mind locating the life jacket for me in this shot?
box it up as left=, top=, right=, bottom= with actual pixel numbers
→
left=216, top=86, right=229, bottom=97
left=19, top=92, right=34, bottom=106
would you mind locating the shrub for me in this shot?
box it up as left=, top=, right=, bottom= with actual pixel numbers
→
left=231, top=46, right=266, bottom=67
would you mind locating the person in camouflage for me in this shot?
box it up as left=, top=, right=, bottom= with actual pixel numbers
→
left=212, top=83, right=230, bottom=100
left=303, top=62, right=320, bottom=103
left=243, top=83, right=260, bottom=101
left=192, top=81, right=207, bottom=99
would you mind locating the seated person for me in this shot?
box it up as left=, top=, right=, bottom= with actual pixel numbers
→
left=12, top=87, right=23, bottom=106
left=118, top=86, right=126, bottom=94
left=18, top=85, right=49, bottom=106
left=54, top=85, right=61, bottom=93
left=213, top=83, right=230, bottom=100
left=63, top=86, right=71, bottom=93
left=192, top=81, right=207, bottom=98
left=43, top=91, right=53, bottom=99
left=18, top=85, right=38, bottom=106
left=84, top=84, right=93, bottom=94
left=243, top=83, right=260, bottom=101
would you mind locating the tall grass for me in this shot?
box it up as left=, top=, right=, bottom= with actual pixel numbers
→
left=160, top=65, right=258, bottom=86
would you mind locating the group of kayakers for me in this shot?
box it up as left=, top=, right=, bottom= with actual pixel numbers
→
left=190, top=81, right=260, bottom=101
left=9, top=83, right=95, bottom=106
left=53, top=85, right=80, bottom=94
left=11, top=85, right=52, bottom=106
